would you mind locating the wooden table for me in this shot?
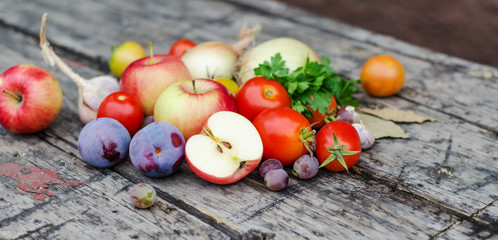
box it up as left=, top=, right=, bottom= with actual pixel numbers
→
left=0, top=0, right=497, bottom=239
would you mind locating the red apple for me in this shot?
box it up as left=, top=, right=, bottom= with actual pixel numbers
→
left=185, top=111, right=263, bottom=185
left=153, top=78, right=237, bottom=140
left=120, top=54, right=191, bottom=116
left=0, top=64, right=63, bottom=134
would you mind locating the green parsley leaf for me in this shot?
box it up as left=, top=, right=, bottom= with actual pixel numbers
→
left=253, top=53, right=359, bottom=118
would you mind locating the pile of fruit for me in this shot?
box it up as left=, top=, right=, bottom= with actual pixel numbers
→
left=0, top=14, right=406, bottom=207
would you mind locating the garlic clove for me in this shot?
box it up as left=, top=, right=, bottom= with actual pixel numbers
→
left=353, top=122, right=375, bottom=150
left=82, top=76, right=120, bottom=111
left=337, top=106, right=360, bottom=124
left=78, top=98, right=98, bottom=124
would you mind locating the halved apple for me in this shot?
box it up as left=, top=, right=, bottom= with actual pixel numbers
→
left=185, top=111, right=263, bottom=185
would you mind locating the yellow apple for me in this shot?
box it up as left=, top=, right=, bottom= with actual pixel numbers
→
left=109, top=41, right=146, bottom=78
left=214, top=78, right=239, bottom=95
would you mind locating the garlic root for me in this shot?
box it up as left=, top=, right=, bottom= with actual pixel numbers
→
left=39, top=13, right=119, bottom=123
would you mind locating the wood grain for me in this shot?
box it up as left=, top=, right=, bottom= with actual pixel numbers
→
left=0, top=0, right=496, bottom=239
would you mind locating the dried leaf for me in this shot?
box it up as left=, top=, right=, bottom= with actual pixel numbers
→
left=359, top=112, right=409, bottom=139
left=358, top=107, right=436, bottom=123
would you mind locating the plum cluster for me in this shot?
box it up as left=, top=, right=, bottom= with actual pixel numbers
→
left=78, top=118, right=186, bottom=177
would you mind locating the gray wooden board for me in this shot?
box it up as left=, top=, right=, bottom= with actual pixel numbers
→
left=0, top=27, right=229, bottom=240
left=0, top=130, right=229, bottom=239
left=0, top=0, right=496, bottom=131
left=437, top=220, right=498, bottom=240
left=0, top=0, right=497, bottom=239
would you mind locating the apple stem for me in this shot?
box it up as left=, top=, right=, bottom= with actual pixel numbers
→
left=2, top=89, right=22, bottom=101
left=191, top=78, right=197, bottom=94
left=149, top=42, right=154, bottom=63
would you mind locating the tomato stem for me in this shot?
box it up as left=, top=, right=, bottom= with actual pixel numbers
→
left=299, top=126, right=316, bottom=157
left=323, top=109, right=337, bottom=124
left=318, top=133, right=360, bottom=172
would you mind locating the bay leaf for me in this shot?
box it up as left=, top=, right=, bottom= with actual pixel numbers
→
left=359, top=112, right=409, bottom=139
left=358, top=107, right=436, bottom=123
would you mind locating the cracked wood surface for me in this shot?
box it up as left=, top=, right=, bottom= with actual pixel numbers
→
left=0, top=0, right=497, bottom=239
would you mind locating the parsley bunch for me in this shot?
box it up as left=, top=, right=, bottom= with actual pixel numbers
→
left=254, top=53, right=359, bottom=118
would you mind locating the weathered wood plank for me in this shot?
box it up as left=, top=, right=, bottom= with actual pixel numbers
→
left=437, top=220, right=498, bottom=240
left=0, top=21, right=484, bottom=240
left=0, top=129, right=229, bottom=239
left=2, top=0, right=496, bottom=217
left=0, top=0, right=497, bottom=239
left=0, top=0, right=495, bottom=132
left=0, top=28, right=229, bottom=240
left=476, top=200, right=498, bottom=229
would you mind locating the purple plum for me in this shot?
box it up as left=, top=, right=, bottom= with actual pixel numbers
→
left=78, top=117, right=130, bottom=168
left=129, top=121, right=185, bottom=177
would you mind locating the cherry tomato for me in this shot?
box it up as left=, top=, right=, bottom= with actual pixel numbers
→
left=315, top=120, right=361, bottom=172
left=252, top=107, right=313, bottom=166
left=360, top=55, right=405, bottom=97
left=169, top=39, right=196, bottom=58
left=97, top=91, right=144, bottom=136
left=306, top=95, right=337, bottom=130
left=235, top=77, right=291, bottom=122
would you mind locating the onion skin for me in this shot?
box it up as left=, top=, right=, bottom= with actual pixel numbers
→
left=181, top=42, right=238, bottom=79
left=236, top=38, right=320, bottom=86
left=181, top=24, right=261, bottom=80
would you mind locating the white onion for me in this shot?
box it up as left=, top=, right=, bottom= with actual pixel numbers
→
left=235, top=37, right=320, bottom=86
left=181, top=24, right=261, bottom=79
left=181, top=42, right=237, bottom=79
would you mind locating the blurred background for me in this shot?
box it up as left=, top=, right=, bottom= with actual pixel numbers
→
left=277, top=0, right=498, bottom=68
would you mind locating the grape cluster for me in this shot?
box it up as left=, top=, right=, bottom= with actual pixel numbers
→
left=259, top=159, right=288, bottom=191
left=259, top=154, right=320, bottom=191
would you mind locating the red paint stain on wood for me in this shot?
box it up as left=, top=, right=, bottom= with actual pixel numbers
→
left=0, top=162, right=87, bottom=201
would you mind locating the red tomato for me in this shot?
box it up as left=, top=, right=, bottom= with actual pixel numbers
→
left=235, top=77, right=291, bottom=122
left=252, top=107, right=313, bottom=166
left=169, top=39, right=196, bottom=58
left=360, top=55, right=405, bottom=97
left=315, top=121, right=361, bottom=172
left=97, top=91, right=144, bottom=136
left=306, top=95, right=337, bottom=130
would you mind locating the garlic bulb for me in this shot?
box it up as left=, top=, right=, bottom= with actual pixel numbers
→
left=39, top=13, right=119, bottom=123
left=353, top=122, right=375, bottom=149
left=337, top=106, right=360, bottom=124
